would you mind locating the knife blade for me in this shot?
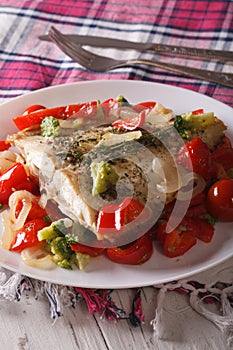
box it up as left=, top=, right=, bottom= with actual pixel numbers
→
left=39, top=34, right=233, bottom=61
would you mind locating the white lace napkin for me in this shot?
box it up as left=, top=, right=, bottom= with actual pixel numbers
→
left=0, top=256, right=232, bottom=347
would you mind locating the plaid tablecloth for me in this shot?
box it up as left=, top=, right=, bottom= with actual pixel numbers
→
left=0, top=0, right=232, bottom=106
left=0, top=0, right=233, bottom=346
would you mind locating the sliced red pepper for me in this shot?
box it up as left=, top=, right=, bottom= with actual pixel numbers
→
left=0, top=140, right=10, bottom=151
left=22, top=104, right=46, bottom=115
left=15, top=196, right=48, bottom=222
left=112, top=109, right=147, bottom=131
left=100, top=98, right=121, bottom=117
left=10, top=218, right=49, bottom=252
left=0, top=162, right=28, bottom=204
left=97, top=197, right=147, bottom=235
left=133, top=101, right=156, bottom=113
left=97, top=203, right=123, bottom=234
left=70, top=243, right=105, bottom=257
left=192, top=109, right=204, bottom=115
left=106, top=234, right=153, bottom=265
left=13, top=101, right=98, bottom=130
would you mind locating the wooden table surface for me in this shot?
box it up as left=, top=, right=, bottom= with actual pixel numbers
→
left=0, top=286, right=228, bottom=350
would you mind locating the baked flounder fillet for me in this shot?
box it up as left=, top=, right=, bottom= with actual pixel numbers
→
left=8, top=120, right=182, bottom=237
left=8, top=105, right=226, bottom=242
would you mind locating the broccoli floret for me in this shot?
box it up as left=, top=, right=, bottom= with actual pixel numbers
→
left=117, top=95, right=129, bottom=104
left=91, top=161, right=119, bottom=196
left=174, top=115, right=192, bottom=139
left=41, top=116, right=60, bottom=137
left=50, top=236, right=74, bottom=269
left=37, top=218, right=72, bottom=241
left=174, top=111, right=215, bottom=140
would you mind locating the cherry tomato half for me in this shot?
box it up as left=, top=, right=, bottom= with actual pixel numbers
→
left=70, top=243, right=105, bottom=257
left=207, top=179, right=233, bottom=222
left=176, top=136, right=212, bottom=180
left=106, top=234, right=153, bottom=265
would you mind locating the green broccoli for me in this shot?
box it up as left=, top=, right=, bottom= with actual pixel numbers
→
left=50, top=236, right=74, bottom=269
left=173, top=115, right=192, bottom=139
left=41, top=116, right=60, bottom=137
left=174, top=111, right=215, bottom=140
left=117, top=95, right=129, bottom=104
left=91, top=161, right=119, bottom=196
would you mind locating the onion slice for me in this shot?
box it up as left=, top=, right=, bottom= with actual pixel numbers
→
left=21, top=246, right=56, bottom=269
left=9, top=190, right=35, bottom=230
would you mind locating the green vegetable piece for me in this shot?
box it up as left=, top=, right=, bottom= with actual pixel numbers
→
left=174, top=111, right=215, bottom=140
left=74, top=252, right=91, bottom=270
left=57, top=259, right=72, bottom=270
left=51, top=236, right=73, bottom=261
left=181, top=111, right=214, bottom=127
left=91, top=161, right=119, bottom=196
left=38, top=219, right=72, bottom=241
left=117, top=95, right=129, bottom=104
left=41, top=116, right=60, bottom=137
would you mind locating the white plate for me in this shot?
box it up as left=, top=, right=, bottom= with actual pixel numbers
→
left=0, top=80, right=232, bottom=289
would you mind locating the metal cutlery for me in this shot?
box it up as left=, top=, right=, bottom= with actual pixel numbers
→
left=39, top=32, right=233, bottom=62
left=47, top=26, right=233, bottom=88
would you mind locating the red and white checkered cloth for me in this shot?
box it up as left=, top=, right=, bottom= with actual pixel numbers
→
left=0, top=0, right=232, bottom=106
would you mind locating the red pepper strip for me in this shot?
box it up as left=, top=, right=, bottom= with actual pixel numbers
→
left=70, top=243, right=106, bottom=257
left=15, top=196, right=48, bottom=222
left=100, top=98, right=121, bottom=117
left=112, top=109, right=147, bottom=131
left=10, top=219, right=49, bottom=252
left=0, top=162, right=28, bottom=204
left=133, top=101, right=156, bottom=113
left=97, top=197, right=146, bottom=235
left=22, top=104, right=46, bottom=115
left=13, top=101, right=98, bottom=130
left=192, top=109, right=204, bottom=115
left=0, top=140, right=10, bottom=151
left=106, top=234, right=153, bottom=265
left=97, top=203, right=124, bottom=234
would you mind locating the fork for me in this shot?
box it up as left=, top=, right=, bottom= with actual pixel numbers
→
left=48, top=27, right=233, bottom=88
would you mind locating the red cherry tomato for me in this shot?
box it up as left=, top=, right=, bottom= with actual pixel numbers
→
left=211, top=147, right=233, bottom=171
left=70, top=243, right=105, bottom=257
left=106, top=234, right=153, bottom=265
left=163, top=228, right=196, bottom=258
left=10, top=219, right=48, bottom=252
left=207, top=179, right=233, bottom=222
left=176, top=136, right=212, bottom=180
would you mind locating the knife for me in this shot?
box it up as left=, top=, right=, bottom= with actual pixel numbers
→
left=39, top=33, right=233, bottom=61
